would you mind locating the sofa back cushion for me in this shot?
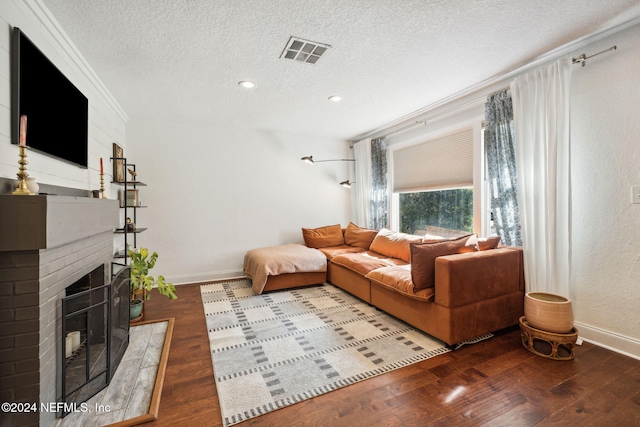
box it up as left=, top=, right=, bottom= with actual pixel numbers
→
left=344, top=222, right=379, bottom=250
left=410, top=234, right=474, bottom=290
left=369, top=228, right=423, bottom=263
left=302, top=224, right=344, bottom=248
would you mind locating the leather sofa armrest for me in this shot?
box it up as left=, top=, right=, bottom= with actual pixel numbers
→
left=434, top=247, right=524, bottom=308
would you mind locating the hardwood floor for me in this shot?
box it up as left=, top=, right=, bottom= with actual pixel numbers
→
left=139, top=282, right=640, bottom=427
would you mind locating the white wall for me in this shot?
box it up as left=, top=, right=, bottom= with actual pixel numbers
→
left=127, top=119, right=352, bottom=284
left=376, top=23, right=640, bottom=358
left=0, top=0, right=126, bottom=194
left=570, top=24, right=640, bottom=358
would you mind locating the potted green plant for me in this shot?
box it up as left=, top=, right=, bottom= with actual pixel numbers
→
left=128, top=247, right=177, bottom=320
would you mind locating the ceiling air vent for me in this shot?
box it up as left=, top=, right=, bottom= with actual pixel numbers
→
left=280, top=37, right=331, bottom=65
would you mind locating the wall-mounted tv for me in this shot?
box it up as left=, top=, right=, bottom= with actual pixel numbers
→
left=11, top=27, right=89, bottom=168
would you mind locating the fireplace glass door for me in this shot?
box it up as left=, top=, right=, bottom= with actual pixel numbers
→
left=61, top=265, right=110, bottom=416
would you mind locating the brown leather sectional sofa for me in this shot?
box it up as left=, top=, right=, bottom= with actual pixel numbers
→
left=303, top=223, right=525, bottom=346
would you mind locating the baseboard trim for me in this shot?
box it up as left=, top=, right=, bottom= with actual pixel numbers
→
left=167, top=270, right=245, bottom=286
left=575, top=321, right=640, bottom=361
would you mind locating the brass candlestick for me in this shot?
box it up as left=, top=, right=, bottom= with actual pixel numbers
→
left=12, top=145, right=34, bottom=196
left=100, top=173, right=106, bottom=199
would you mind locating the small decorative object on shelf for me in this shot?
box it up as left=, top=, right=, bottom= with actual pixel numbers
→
left=99, top=157, right=106, bottom=199
left=112, top=143, right=125, bottom=183
left=25, top=177, right=39, bottom=194
left=15, top=177, right=39, bottom=194
left=125, top=217, right=136, bottom=232
left=127, top=167, right=137, bottom=181
left=12, top=115, right=35, bottom=196
left=99, top=175, right=106, bottom=199
left=126, top=189, right=139, bottom=207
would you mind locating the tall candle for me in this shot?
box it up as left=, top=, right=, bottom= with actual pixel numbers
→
left=100, top=157, right=104, bottom=174
left=68, top=331, right=81, bottom=352
left=65, top=336, right=73, bottom=358
left=19, top=115, right=27, bottom=147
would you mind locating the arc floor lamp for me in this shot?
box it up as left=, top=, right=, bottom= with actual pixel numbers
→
left=301, top=156, right=355, bottom=187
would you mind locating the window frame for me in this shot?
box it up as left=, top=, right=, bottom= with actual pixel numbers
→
left=386, top=116, right=487, bottom=236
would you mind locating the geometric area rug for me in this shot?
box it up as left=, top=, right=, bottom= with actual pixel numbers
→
left=201, top=279, right=491, bottom=427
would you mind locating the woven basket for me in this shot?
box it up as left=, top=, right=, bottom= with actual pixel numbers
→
left=519, top=316, right=578, bottom=360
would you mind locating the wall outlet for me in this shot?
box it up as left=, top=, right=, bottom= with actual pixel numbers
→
left=632, top=187, right=640, bottom=204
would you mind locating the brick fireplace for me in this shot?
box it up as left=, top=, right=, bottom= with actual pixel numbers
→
left=0, top=195, right=119, bottom=427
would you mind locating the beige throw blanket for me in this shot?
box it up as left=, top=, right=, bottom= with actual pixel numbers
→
left=243, top=244, right=327, bottom=294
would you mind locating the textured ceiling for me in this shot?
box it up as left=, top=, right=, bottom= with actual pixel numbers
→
left=41, top=0, right=640, bottom=140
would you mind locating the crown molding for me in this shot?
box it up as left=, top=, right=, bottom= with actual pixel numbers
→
left=352, top=14, right=640, bottom=143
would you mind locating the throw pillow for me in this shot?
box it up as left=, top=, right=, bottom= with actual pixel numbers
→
left=422, top=233, right=444, bottom=241
left=301, top=224, right=345, bottom=248
left=410, top=234, right=473, bottom=290
left=369, top=228, right=423, bottom=263
left=460, top=234, right=479, bottom=252
left=344, top=222, right=378, bottom=250
left=478, top=235, right=501, bottom=251
left=422, top=233, right=478, bottom=252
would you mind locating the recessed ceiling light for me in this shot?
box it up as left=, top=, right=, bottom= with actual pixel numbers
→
left=238, top=81, right=255, bottom=88
left=328, top=95, right=342, bottom=102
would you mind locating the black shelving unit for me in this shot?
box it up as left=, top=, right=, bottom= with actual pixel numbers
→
left=110, top=157, right=147, bottom=271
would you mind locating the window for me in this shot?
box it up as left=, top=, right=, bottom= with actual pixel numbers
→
left=391, top=127, right=475, bottom=237
left=396, top=188, right=473, bottom=237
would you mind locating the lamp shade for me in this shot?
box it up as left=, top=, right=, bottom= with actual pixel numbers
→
left=340, top=180, right=352, bottom=188
left=301, top=156, right=314, bottom=165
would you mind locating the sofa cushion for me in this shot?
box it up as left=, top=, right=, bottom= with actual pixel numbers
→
left=434, top=248, right=524, bottom=308
left=331, top=251, right=407, bottom=276
left=369, top=228, right=423, bottom=263
left=366, top=265, right=435, bottom=302
left=302, top=224, right=345, bottom=248
left=423, top=233, right=479, bottom=252
left=344, top=222, right=378, bottom=250
left=410, top=235, right=474, bottom=290
left=478, top=235, right=501, bottom=251
left=317, top=245, right=365, bottom=260
left=459, top=234, right=479, bottom=252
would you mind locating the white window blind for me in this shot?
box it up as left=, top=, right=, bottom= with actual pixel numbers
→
left=393, top=127, right=473, bottom=193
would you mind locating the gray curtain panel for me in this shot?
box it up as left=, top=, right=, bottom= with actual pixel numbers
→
left=485, top=90, right=522, bottom=246
left=370, top=137, right=388, bottom=230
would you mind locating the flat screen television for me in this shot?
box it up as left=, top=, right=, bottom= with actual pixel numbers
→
left=11, top=27, right=89, bottom=168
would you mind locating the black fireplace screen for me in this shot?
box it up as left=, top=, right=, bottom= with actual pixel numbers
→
left=60, top=265, right=130, bottom=417
left=109, top=266, right=131, bottom=383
